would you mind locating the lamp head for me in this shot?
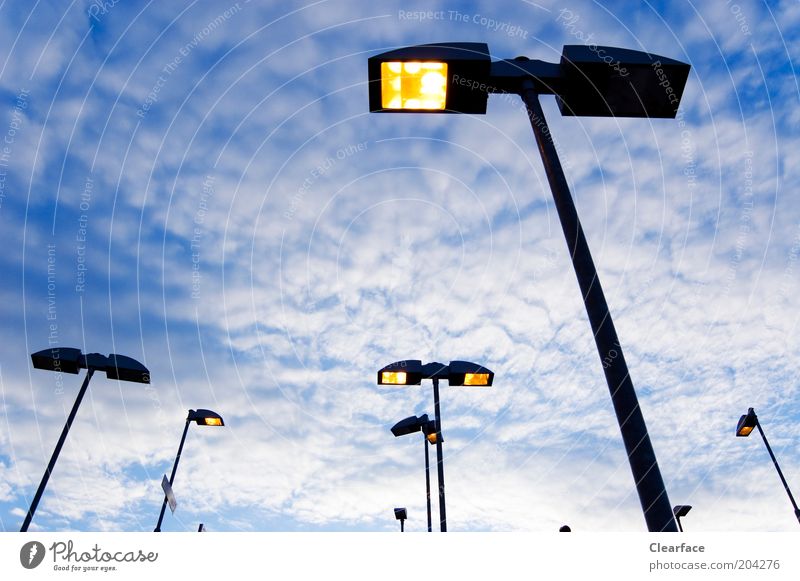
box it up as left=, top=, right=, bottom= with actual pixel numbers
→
left=394, top=507, right=407, bottom=521
left=31, top=348, right=150, bottom=383
left=448, top=360, right=494, bottom=386
left=422, top=420, right=439, bottom=444
left=556, top=45, right=690, bottom=118
left=736, top=407, right=757, bottom=437
left=673, top=505, right=692, bottom=518
left=189, top=409, right=225, bottom=427
left=105, top=353, right=150, bottom=383
left=378, top=360, right=423, bottom=386
left=391, top=414, right=429, bottom=437
left=369, top=43, right=491, bottom=114
left=31, top=347, right=82, bottom=374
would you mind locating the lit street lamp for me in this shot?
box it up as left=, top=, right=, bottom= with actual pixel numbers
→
left=737, top=407, right=800, bottom=526
left=379, top=359, right=493, bottom=531
left=154, top=408, right=224, bottom=532
left=368, top=42, right=691, bottom=532
left=391, top=413, right=438, bottom=532
left=21, top=347, right=150, bottom=532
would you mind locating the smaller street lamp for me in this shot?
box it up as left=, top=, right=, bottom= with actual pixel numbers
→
left=394, top=507, right=408, bottom=532
left=736, top=407, right=800, bottom=525
left=21, top=348, right=150, bottom=532
left=379, top=359, right=493, bottom=532
left=391, top=414, right=438, bottom=532
left=154, top=409, right=225, bottom=532
left=672, top=505, right=692, bottom=532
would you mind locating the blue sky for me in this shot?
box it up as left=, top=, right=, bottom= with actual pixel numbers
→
left=0, top=0, right=798, bottom=532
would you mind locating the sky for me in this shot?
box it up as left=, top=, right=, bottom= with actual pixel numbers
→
left=0, top=0, right=798, bottom=533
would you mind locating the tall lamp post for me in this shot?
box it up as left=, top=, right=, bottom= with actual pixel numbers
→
left=391, top=413, right=438, bottom=532
left=737, top=407, right=800, bottom=525
left=21, top=348, right=150, bottom=532
left=379, top=359, right=493, bottom=532
left=368, top=43, right=691, bottom=532
left=154, top=408, right=224, bottom=532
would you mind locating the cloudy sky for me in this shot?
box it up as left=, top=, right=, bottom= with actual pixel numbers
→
left=0, top=0, right=798, bottom=533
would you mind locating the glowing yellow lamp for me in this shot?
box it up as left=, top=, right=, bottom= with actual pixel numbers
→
left=381, top=62, right=448, bottom=110
left=203, top=417, right=223, bottom=427
left=381, top=371, right=408, bottom=385
left=463, top=373, right=490, bottom=386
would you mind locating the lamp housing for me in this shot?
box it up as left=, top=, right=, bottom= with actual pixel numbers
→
left=378, top=360, right=423, bottom=385
left=31, top=347, right=82, bottom=374
left=447, top=360, right=494, bottom=386
left=31, top=348, right=150, bottom=383
left=736, top=408, right=758, bottom=437
left=391, top=414, right=429, bottom=437
left=189, top=409, right=225, bottom=427
left=556, top=45, right=690, bottom=118
left=369, top=43, right=491, bottom=114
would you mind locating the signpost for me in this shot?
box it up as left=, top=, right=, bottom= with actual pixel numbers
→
left=161, top=475, right=177, bottom=514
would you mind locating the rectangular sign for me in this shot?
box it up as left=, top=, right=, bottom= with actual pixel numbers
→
left=161, top=475, right=177, bottom=514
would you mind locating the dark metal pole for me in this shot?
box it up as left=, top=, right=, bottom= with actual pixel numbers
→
left=154, top=418, right=191, bottom=532
left=755, top=420, right=800, bottom=525
left=400, top=518, right=405, bottom=532
left=432, top=377, right=447, bottom=532
left=424, top=437, right=432, bottom=532
left=676, top=518, right=684, bottom=533
left=21, top=369, right=95, bottom=532
left=519, top=81, right=677, bottom=532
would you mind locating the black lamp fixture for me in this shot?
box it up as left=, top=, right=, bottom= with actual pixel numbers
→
left=379, top=359, right=493, bottom=532
left=21, top=347, right=150, bottom=532
left=391, top=414, right=439, bottom=532
left=736, top=407, right=800, bottom=526
left=369, top=42, right=690, bottom=532
left=394, top=507, right=408, bottom=532
left=672, top=505, right=692, bottom=532
left=154, top=408, right=225, bottom=532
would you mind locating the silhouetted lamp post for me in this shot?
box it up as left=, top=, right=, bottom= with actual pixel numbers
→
left=394, top=507, right=408, bottom=532
left=154, top=408, right=224, bottom=532
left=379, top=360, right=493, bottom=531
left=368, top=42, right=691, bottom=532
left=672, top=505, right=692, bottom=532
left=737, top=407, right=800, bottom=525
left=391, top=413, right=438, bottom=532
left=21, top=348, right=150, bottom=532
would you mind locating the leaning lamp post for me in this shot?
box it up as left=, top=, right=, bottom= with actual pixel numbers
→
left=368, top=43, right=691, bottom=532
left=391, top=413, right=438, bottom=532
left=154, top=408, right=225, bottom=532
left=379, top=360, right=493, bottom=532
left=737, top=407, right=800, bottom=525
left=22, top=347, right=150, bottom=532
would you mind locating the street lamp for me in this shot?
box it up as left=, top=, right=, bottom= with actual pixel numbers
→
left=736, top=407, right=800, bottom=526
left=391, top=414, right=438, bottom=532
left=368, top=42, right=691, bottom=532
left=21, top=348, right=150, bottom=532
left=673, top=505, right=692, bottom=532
left=379, top=359, right=493, bottom=531
left=394, top=507, right=408, bottom=532
left=154, top=408, right=225, bottom=532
